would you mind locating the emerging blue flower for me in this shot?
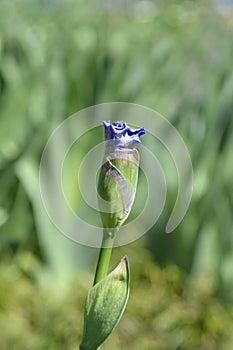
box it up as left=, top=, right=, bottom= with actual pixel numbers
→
left=98, top=120, right=145, bottom=232
left=103, top=120, right=145, bottom=148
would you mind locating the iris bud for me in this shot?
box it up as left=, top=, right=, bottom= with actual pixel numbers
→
left=98, top=121, right=145, bottom=234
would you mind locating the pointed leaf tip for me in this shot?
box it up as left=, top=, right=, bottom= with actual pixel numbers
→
left=80, top=257, right=130, bottom=350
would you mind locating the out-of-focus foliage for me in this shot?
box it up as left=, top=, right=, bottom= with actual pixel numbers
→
left=0, top=0, right=233, bottom=348
left=1, top=245, right=233, bottom=350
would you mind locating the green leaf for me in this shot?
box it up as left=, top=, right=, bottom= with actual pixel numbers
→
left=80, top=256, right=130, bottom=350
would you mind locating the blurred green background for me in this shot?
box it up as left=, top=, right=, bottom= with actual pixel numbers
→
left=0, top=0, right=233, bottom=349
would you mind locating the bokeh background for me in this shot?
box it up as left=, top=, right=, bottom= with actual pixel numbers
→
left=0, top=0, right=233, bottom=349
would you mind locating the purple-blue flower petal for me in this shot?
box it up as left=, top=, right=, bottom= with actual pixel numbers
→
left=103, top=120, right=145, bottom=148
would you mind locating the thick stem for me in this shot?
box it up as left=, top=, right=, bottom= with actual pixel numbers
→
left=93, top=231, right=114, bottom=285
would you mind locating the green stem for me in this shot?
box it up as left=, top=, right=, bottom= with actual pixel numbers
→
left=93, top=231, right=114, bottom=285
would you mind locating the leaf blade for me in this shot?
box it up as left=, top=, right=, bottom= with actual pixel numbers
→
left=80, top=256, right=130, bottom=350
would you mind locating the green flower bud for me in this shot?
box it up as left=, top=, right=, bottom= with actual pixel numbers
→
left=98, top=121, right=145, bottom=233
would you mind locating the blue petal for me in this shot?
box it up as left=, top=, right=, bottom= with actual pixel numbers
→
left=103, top=120, right=145, bottom=148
